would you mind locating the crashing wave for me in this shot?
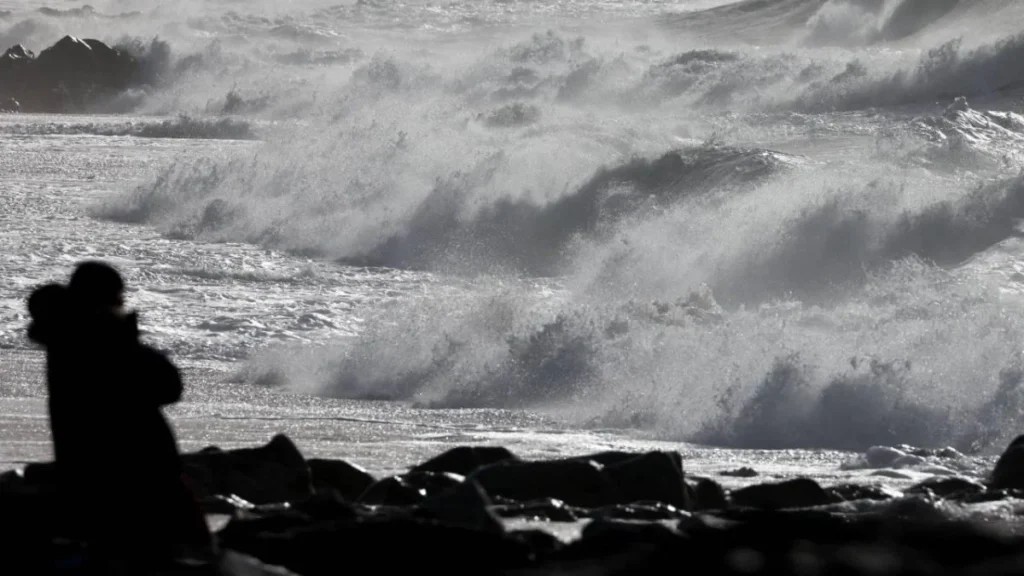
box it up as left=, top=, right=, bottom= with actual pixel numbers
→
left=0, top=115, right=257, bottom=140
left=96, top=142, right=800, bottom=277
left=902, top=97, right=1024, bottom=171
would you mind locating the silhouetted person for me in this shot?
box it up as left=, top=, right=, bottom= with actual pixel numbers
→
left=27, top=261, right=214, bottom=572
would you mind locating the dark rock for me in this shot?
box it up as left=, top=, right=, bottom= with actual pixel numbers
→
left=218, top=550, right=302, bottom=576
left=549, top=518, right=682, bottom=565
left=181, top=434, right=313, bottom=505
left=307, top=458, right=375, bottom=501
left=721, top=467, right=759, bottom=478
left=691, top=477, right=729, bottom=511
left=491, top=498, right=579, bottom=522
left=411, top=445, right=519, bottom=476
left=730, top=478, right=831, bottom=510
left=960, top=488, right=1024, bottom=504
left=21, top=462, right=58, bottom=490
left=602, top=451, right=693, bottom=510
left=219, top=515, right=538, bottom=575
left=906, top=476, right=986, bottom=500
left=357, top=471, right=464, bottom=506
left=990, top=434, right=1024, bottom=490
left=828, top=483, right=900, bottom=503
left=0, top=469, right=23, bottom=491
left=593, top=501, right=688, bottom=521
left=1, top=97, right=19, bottom=112
left=0, top=35, right=142, bottom=113
left=417, top=478, right=503, bottom=533
left=469, top=458, right=616, bottom=509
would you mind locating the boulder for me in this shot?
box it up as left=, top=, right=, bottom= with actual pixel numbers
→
left=690, top=477, right=729, bottom=511
left=990, top=434, right=1024, bottom=490
left=357, top=471, right=464, bottom=506
left=906, top=476, right=986, bottom=500
left=181, top=434, right=313, bottom=505
left=0, top=36, right=140, bottom=112
left=306, top=458, right=375, bottom=501
left=492, top=498, right=579, bottom=522
left=411, top=445, right=519, bottom=476
left=1, top=97, right=19, bottom=112
left=828, top=483, right=900, bottom=503
left=469, top=458, right=616, bottom=509
left=730, top=478, right=831, bottom=510
left=602, top=451, right=693, bottom=510
left=416, top=478, right=503, bottom=533
left=721, top=467, right=759, bottom=478
left=592, top=501, right=688, bottom=521
left=218, top=515, right=539, bottom=575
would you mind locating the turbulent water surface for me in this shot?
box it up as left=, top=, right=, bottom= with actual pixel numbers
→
left=3, top=0, right=1024, bottom=499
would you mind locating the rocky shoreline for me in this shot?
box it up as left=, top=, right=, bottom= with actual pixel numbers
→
left=4, top=434, right=1024, bottom=574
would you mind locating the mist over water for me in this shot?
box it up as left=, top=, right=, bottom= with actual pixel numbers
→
left=74, top=0, right=1024, bottom=453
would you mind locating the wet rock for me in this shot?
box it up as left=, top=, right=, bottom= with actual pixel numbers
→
left=960, top=488, right=1024, bottom=504
left=218, top=549, right=301, bottom=576
left=219, top=515, right=539, bottom=575
left=492, top=497, right=579, bottom=522
left=549, top=518, right=682, bottom=565
left=307, top=458, right=375, bottom=501
left=357, top=471, right=464, bottom=506
left=906, top=476, right=986, bottom=500
left=990, top=434, right=1024, bottom=490
left=592, top=501, right=689, bottom=521
left=730, top=478, right=831, bottom=510
left=21, top=461, right=58, bottom=491
left=417, top=478, right=503, bottom=533
left=0, top=469, right=23, bottom=491
left=602, top=451, right=693, bottom=510
left=469, top=458, right=616, bottom=509
left=0, top=97, right=19, bottom=112
left=828, top=483, right=900, bottom=503
left=721, top=467, right=759, bottom=478
left=411, top=445, right=518, bottom=476
left=691, top=477, right=729, bottom=511
left=181, top=434, right=313, bottom=505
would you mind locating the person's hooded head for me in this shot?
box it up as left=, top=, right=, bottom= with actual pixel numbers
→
left=26, top=261, right=137, bottom=347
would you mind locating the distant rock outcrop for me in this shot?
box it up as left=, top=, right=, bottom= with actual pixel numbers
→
left=0, top=36, right=143, bottom=113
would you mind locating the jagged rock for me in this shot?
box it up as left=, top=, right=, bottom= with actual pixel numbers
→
left=181, top=434, right=313, bottom=505
left=548, top=518, right=682, bottom=566
left=491, top=498, right=579, bottom=522
left=307, top=458, right=375, bottom=501
left=411, top=445, right=519, bottom=476
left=474, top=450, right=692, bottom=510
left=218, top=515, right=540, bottom=575
left=0, top=36, right=140, bottom=113
left=601, top=451, right=693, bottom=510
left=991, top=435, right=1024, bottom=490
left=721, top=467, right=759, bottom=478
left=357, top=471, right=464, bottom=506
left=691, top=477, right=729, bottom=511
left=469, top=458, right=617, bottom=509
left=906, top=476, right=986, bottom=499
left=592, top=501, right=688, bottom=521
left=416, top=478, right=503, bottom=533
left=828, top=483, right=900, bottom=502
left=730, top=478, right=831, bottom=510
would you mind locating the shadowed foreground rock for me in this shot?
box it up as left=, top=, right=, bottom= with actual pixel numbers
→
left=5, top=435, right=1024, bottom=574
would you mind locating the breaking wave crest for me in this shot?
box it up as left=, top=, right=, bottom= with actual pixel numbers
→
left=85, top=5, right=1024, bottom=455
